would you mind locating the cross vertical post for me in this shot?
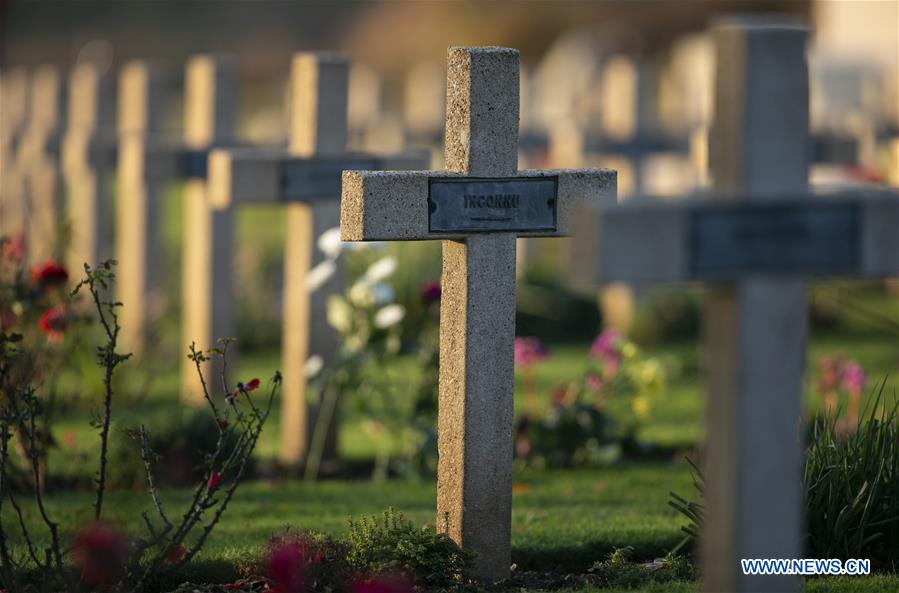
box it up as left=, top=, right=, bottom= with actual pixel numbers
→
left=116, top=60, right=170, bottom=356
left=180, top=56, right=237, bottom=401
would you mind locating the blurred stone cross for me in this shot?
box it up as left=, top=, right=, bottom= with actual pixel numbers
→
left=572, top=17, right=899, bottom=593
left=115, top=55, right=239, bottom=376
left=340, top=46, right=615, bottom=581
left=0, top=67, right=30, bottom=240
left=207, top=52, right=428, bottom=466
left=62, top=60, right=117, bottom=273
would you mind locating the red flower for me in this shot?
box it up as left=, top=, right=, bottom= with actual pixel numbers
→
left=208, top=472, right=222, bottom=490
left=420, top=281, right=441, bottom=305
left=351, top=574, right=413, bottom=593
left=30, top=260, right=68, bottom=288
left=71, top=521, right=129, bottom=587
left=244, top=378, right=261, bottom=392
left=38, top=307, right=67, bottom=342
left=165, top=544, right=187, bottom=564
left=217, top=419, right=229, bottom=430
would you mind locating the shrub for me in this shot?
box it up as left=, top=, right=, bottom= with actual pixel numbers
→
left=346, top=508, right=473, bottom=587
left=588, top=547, right=694, bottom=589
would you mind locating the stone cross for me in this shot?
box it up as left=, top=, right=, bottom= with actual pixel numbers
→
left=62, top=61, right=116, bottom=272
left=208, top=52, right=428, bottom=464
left=0, top=67, right=29, bottom=238
left=341, top=46, right=615, bottom=581
left=573, top=19, right=899, bottom=593
left=21, top=65, right=66, bottom=264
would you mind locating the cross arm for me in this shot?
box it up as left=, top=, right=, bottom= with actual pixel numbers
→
left=208, top=147, right=428, bottom=210
left=340, top=168, right=616, bottom=241
left=572, top=190, right=899, bottom=285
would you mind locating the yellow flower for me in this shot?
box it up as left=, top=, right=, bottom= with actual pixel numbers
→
left=326, top=295, right=352, bottom=333
left=641, top=360, right=664, bottom=395
left=632, top=396, right=650, bottom=419
left=621, top=342, right=637, bottom=359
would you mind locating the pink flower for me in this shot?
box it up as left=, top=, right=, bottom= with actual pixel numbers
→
left=265, top=533, right=326, bottom=593
left=841, top=361, right=865, bottom=397
left=71, top=521, right=129, bottom=587
left=351, top=575, right=413, bottom=593
left=586, top=372, right=603, bottom=391
left=30, top=260, right=68, bottom=288
left=1, top=234, right=25, bottom=264
left=38, top=306, right=67, bottom=342
left=589, top=329, right=620, bottom=361
left=208, top=472, right=222, bottom=490
left=420, top=281, right=442, bottom=305
left=514, top=336, right=549, bottom=368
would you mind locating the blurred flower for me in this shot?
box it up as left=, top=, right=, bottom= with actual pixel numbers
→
left=420, top=281, right=441, bottom=305
left=364, top=256, right=397, bottom=284
left=326, top=295, right=352, bottom=332
left=265, top=533, right=326, bottom=593
left=349, top=281, right=376, bottom=307
left=30, top=260, right=68, bottom=288
left=208, top=472, right=222, bottom=490
left=304, top=355, right=323, bottom=379
left=244, top=378, right=261, bottom=392
left=0, top=310, right=15, bottom=332
left=351, top=574, right=413, bottom=593
left=514, top=337, right=549, bottom=368
left=841, top=361, right=865, bottom=397
left=632, top=396, right=650, bottom=419
left=589, top=329, right=621, bottom=362
left=1, top=235, right=25, bottom=264
left=585, top=372, right=603, bottom=391
left=71, top=521, right=129, bottom=587
left=165, top=544, right=187, bottom=564
left=621, top=342, right=637, bottom=359
left=38, top=306, right=67, bottom=342
left=317, top=227, right=343, bottom=259
left=306, top=259, right=337, bottom=292
left=373, top=304, right=405, bottom=329
left=217, top=419, right=229, bottom=430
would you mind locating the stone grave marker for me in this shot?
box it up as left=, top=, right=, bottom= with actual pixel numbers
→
left=21, top=65, right=66, bottom=264
left=62, top=61, right=116, bottom=272
left=341, top=46, right=615, bottom=580
left=0, top=67, right=29, bottom=238
left=208, top=52, right=428, bottom=464
left=573, top=18, right=899, bottom=593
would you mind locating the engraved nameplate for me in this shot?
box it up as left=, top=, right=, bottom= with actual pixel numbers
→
left=691, top=202, right=860, bottom=278
left=282, top=156, right=379, bottom=201
left=428, top=177, right=558, bottom=233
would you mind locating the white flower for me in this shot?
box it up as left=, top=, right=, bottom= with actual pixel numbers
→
left=348, top=280, right=375, bottom=307
left=364, top=256, right=397, bottom=284
left=373, top=304, right=405, bottom=329
left=317, top=227, right=343, bottom=259
left=326, top=295, right=352, bottom=332
left=303, top=355, right=324, bottom=379
left=306, top=259, right=336, bottom=292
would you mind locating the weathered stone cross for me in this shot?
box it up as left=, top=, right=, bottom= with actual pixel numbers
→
left=341, top=46, right=615, bottom=580
left=573, top=19, right=899, bottom=593
left=207, top=52, right=428, bottom=463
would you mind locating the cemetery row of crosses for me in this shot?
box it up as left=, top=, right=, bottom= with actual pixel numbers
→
left=1, top=14, right=898, bottom=593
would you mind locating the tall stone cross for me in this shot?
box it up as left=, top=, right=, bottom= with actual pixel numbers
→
left=207, top=52, right=428, bottom=463
left=21, top=65, right=66, bottom=264
left=341, top=46, right=615, bottom=580
left=115, top=56, right=237, bottom=360
left=62, top=61, right=116, bottom=272
left=573, top=19, right=899, bottom=593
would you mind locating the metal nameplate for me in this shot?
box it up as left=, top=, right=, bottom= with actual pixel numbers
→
left=690, top=202, right=860, bottom=279
left=428, top=177, right=558, bottom=233
left=281, top=156, right=379, bottom=201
